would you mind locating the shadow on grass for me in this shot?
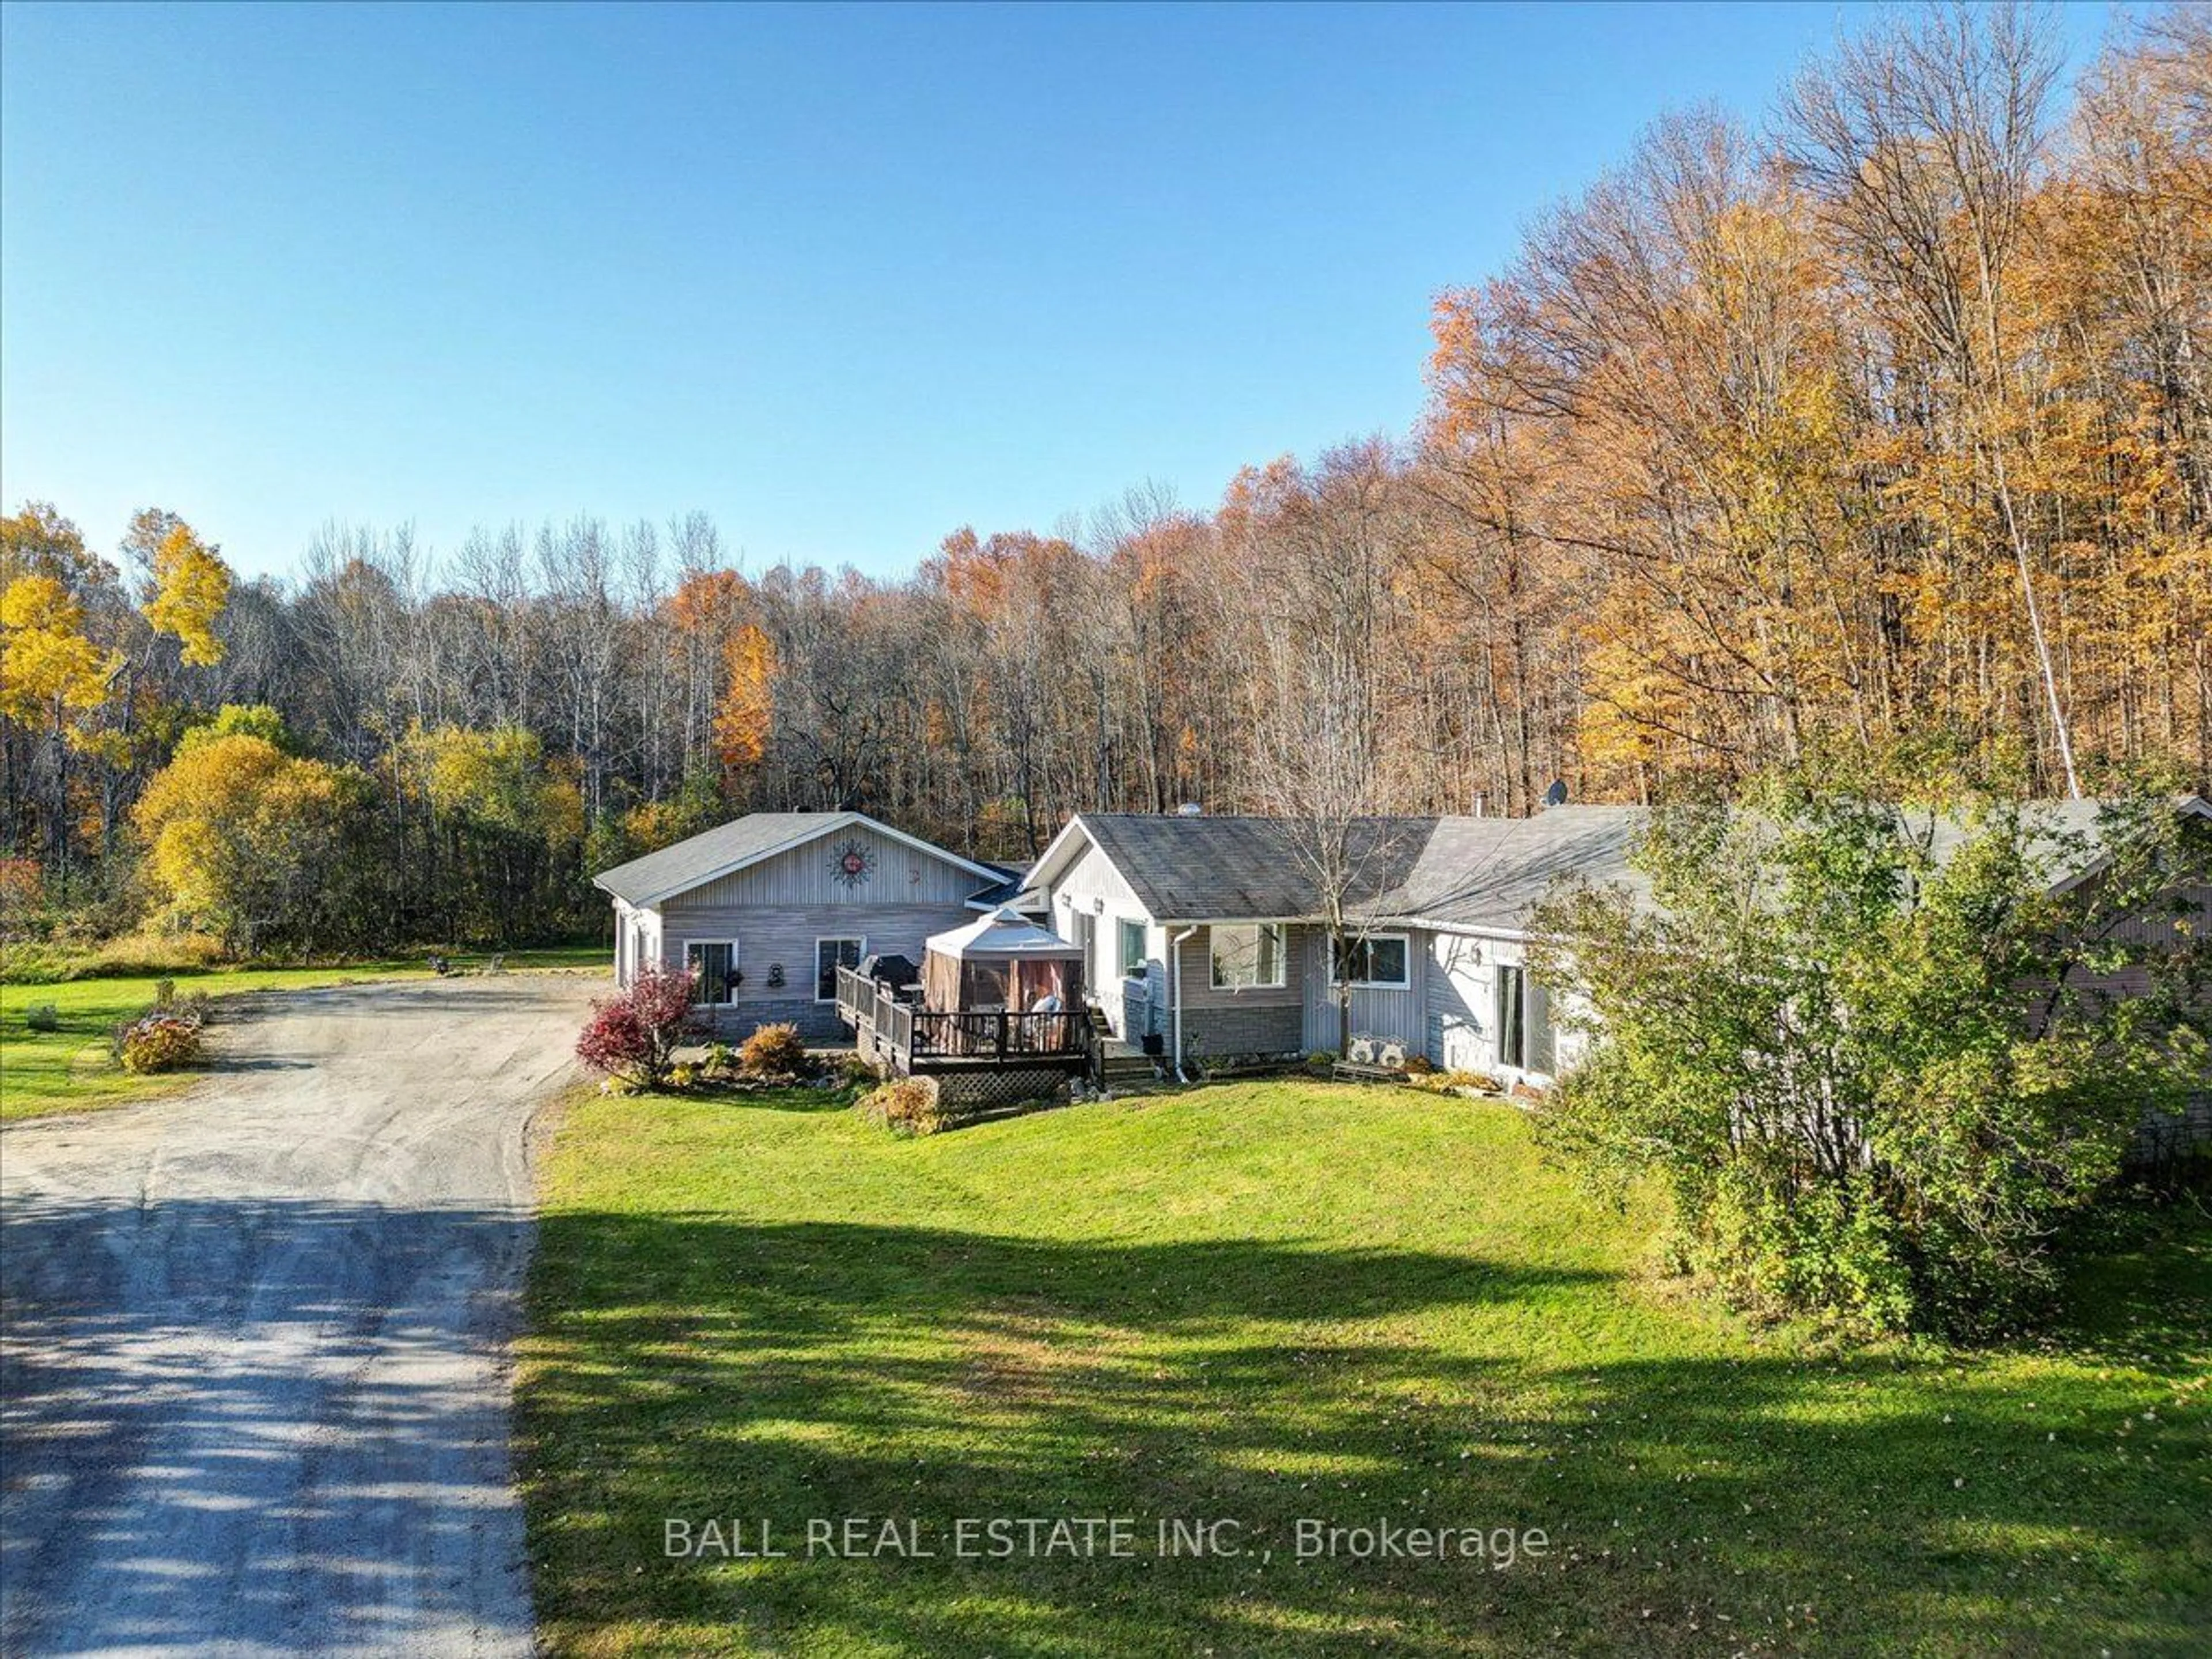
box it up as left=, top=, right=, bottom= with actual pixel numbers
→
left=2040, top=1195, right=2212, bottom=1369
left=519, top=1212, right=2212, bottom=1658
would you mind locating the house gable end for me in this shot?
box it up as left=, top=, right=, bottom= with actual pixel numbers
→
left=597, top=811, right=1004, bottom=908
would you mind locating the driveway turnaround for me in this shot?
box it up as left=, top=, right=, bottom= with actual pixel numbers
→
left=0, top=974, right=601, bottom=1658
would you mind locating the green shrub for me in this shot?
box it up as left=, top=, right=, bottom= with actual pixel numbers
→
left=24, top=1002, right=60, bottom=1033
left=117, top=1012, right=203, bottom=1074
left=1529, top=783, right=2211, bottom=1338
left=737, top=1021, right=811, bottom=1080
left=0, top=941, right=82, bottom=984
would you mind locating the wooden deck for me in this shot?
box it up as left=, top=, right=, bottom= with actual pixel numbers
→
left=836, top=967, right=1095, bottom=1077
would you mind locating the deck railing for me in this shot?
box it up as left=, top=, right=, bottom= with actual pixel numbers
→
left=836, top=965, right=1092, bottom=1071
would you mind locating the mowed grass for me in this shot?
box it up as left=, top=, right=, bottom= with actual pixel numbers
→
left=520, top=1082, right=2211, bottom=1657
left=0, top=946, right=604, bottom=1121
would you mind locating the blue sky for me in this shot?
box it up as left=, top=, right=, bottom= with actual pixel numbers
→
left=1, top=2, right=2114, bottom=580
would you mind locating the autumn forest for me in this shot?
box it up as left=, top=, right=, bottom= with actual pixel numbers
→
left=2, top=5, right=2207, bottom=955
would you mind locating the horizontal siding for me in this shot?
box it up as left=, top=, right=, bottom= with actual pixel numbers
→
left=1422, top=930, right=1585, bottom=1081
left=654, top=901, right=975, bottom=1006
left=687, top=824, right=987, bottom=907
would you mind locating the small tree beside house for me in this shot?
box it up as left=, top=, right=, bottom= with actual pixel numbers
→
left=575, top=965, right=703, bottom=1090
left=1241, top=447, right=1413, bottom=1056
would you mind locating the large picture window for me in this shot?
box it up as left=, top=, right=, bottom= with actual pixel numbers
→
left=816, top=936, right=865, bottom=1002
left=1209, top=922, right=1285, bottom=990
left=1333, top=933, right=1410, bottom=989
left=685, top=940, right=738, bottom=1005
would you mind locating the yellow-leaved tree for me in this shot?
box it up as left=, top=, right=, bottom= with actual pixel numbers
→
left=395, top=722, right=584, bottom=941
left=0, top=576, right=119, bottom=733
left=714, top=623, right=777, bottom=771
left=141, top=521, right=233, bottom=666
left=133, top=726, right=366, bottom=954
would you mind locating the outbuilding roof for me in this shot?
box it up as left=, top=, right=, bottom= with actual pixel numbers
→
left=592, top=810, right=1007, bottom=907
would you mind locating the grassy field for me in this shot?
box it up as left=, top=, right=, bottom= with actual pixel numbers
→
left=520, top=1081, right=2211, bottom=1657
left=0, top=946, right=605, bottom=1121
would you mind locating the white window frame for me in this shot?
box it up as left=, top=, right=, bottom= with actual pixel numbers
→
left=813, top=934, right=867, bottom=1003
left=1117, top=918, right=1148, bottom=978
left=683, top=938, right=741, bottom=1005
left=1331, top=931, right=1411, bottom=990
left=1209, top=922, right=1286, bottom=991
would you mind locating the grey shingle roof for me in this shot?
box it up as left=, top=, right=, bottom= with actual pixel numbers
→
left=1076, top=813, right=1437, bottom=921
left=1075, top=808, right=1652, bottom=926
left=964, top=862, right=1035, bottom=910
left=593, top=812, right=859, bottom=904
left=1069, top=798, right=2190, bottom=933
left=1375, top=806, right=1650, bottom=930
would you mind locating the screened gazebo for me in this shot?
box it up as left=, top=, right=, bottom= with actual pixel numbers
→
left=922, top=906, right=1086, bottom=1013
left=836, top=906, right=1093, bottom=1074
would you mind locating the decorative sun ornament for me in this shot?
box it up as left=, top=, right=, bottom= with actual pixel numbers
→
left=830, top=838, right=876, bottom=888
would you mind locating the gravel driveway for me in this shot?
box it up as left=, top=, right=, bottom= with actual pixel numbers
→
left=0, top=972, right=603, bottom=1658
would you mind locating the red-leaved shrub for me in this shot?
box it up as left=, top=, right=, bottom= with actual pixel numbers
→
left=575, top=967, right=702, bottom=1088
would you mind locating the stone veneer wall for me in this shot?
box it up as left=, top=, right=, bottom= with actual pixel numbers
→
left=702, top=996, right=845, bottom=1042
left=1184, top=1003, right=1305, bottom=1060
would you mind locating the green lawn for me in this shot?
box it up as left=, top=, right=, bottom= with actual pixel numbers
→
left=520, top=1082, right=2211, bottom=1657
left=0, top=946, right=605, bottom=1121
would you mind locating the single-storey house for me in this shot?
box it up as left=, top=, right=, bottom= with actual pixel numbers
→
left=594, top=798, right=2210, bottom=1089
left=1024, top=798, right=2212, bottom=1084
left=1022, top=807, right=1648, bottom=1082
left=592, top=811, right=1016, bottom=1040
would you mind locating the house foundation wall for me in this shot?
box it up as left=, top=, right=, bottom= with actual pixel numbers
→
left=699, top=997, right=845, bottom=1043
left=1184, top=1003, right=1305, bottom=1059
